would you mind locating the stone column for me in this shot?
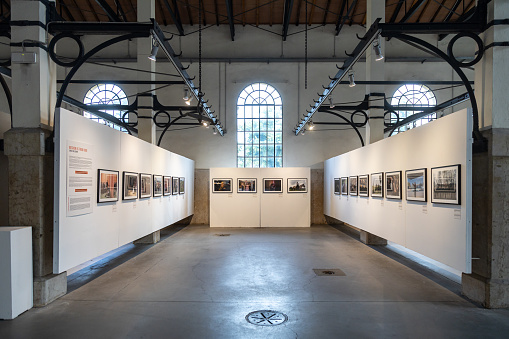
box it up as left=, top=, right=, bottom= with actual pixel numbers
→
left=4, top=0, right=66, bottom=306
left=359, top=0, right=387, bottom=246
left=133, top=0, right=160, bottom=244
left=462, top=1, right=509, bottom=308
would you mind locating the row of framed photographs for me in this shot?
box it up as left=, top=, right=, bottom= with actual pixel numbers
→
left=333, top=164, right=460, bottom=205
left=212, top=178, right=308, bottom=193
left=98, top=169, right=185, bottom=203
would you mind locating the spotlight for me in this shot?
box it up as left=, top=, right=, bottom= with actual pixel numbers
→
left=202, top=121, right=209, bottom=128
left=148, top=40, right=159, bottom=61
left=301, top=129, right=306, bottom=136
left=213, top=127, right=217, bottom=135
left=329, top=97, right=335, bottom=109
left=308, top=120, right=314, bottom=130
left=183, top=88, right=189, bottom=101
left=373, top=40, right=384, bottom=61
left=185, top=97, right=193, bottom=106
left=348, top=70, right=356, bottom=87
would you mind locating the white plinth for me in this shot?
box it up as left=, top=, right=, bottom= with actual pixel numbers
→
left=0, top=227, right=33, bottom=319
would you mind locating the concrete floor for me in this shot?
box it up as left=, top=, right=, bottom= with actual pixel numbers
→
left=1, top=225, right=509, bottom=338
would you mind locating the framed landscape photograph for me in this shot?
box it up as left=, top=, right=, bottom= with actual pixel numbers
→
left=341, top=177, right=348, bottom=195
left=213, top=178, right=233, bottom=193
left=179, top=177, right=185, bottom=194
left=371, top=172, right=383, bottom=198
left=406, top=168, right=427, bottom=202
left=431, top=165, right=460, bottom=205
left=288, top=178, right=307, bottom=193
left=163, top=176, right=172, bottom=196
left=98, top=169, right=119, bottom=203
left=263, top=178, right=283, bottom=193
left=123, top=171, right=138, bottom=200
left=172, top=177, right=179, bottom=195
left=139, top=173, right=152, bottom=198
left=238, top=178, right=256, bottom=193
left=358, top=175, right=369, bottom=197
left=153, top=175, right=163, bottom=197
left=334, top=178, right=341, bottom=195
left=349, top=176, right=358, bottom=196
left=386, top=171, right=402, bottom=199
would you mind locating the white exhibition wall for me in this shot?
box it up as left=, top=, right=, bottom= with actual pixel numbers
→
left=54, top=108, right=194, bottom=274
left=324, top=109, right=472, bottom=273
left=210, top=167, right=310, bottom=227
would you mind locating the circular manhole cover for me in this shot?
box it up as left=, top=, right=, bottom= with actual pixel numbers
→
left=245, top=310, right=288, bottom=326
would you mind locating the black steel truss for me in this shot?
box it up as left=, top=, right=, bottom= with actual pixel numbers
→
left=335, top=0, right=357, bottom=36
left=162, top=0, right=185, bottom=36
left=225, top=0, right=235, bottom=41
left=94, top=0, right=122, bottom=22
left=282, top=0, right=294, bottom=41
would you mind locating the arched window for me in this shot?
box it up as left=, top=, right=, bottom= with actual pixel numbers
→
left=83, top=84, right=128, bottom=132
left=237, top=83, right=283, bottom=168
left=391, top=84, right=437, bottom=134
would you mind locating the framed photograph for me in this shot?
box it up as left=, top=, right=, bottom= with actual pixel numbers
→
left=123, top=171, right=138, bottom=200
left=238, top=178, right=256, bottom=193
left=358, top=175, right=369, bottom=197
left=98, top=169, right=119, bottom=203
left=334, top=178, right=341, bottom=195
left=263, top=178, right=283, bottom=193
left=288, top=178, right=307, bottom=193
left=172, top=177, right=179, bottom=195
left=213, top=178, right=233, bottom=193
left=386, top=171, right=402, bottom=199
left=163, top=176, right=172, bottom=196
left=139, top=173, right=152, bottom=198
left=349, top=176, right=358, bottom=196
left=153, top=175, right=163, bottom=197
left=179, top=177, right=185, bottom=194
left=341, top=177, right=348, bottom=195
left=371, top=172, right=383, bottom=198
left=406, top=168, right=427, bottom=202
left=431, top=165, right=460, bottom=205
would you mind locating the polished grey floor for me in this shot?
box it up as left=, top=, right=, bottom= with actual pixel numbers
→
left=1, top=225, right=509, bottom=338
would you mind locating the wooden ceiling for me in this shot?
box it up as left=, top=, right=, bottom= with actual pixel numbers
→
left=2, top=1, right=477, bottom=30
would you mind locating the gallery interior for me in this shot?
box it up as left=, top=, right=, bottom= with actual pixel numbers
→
left=1, top=0, right=509, bottom=337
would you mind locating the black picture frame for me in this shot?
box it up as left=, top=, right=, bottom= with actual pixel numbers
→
left=163, top=176, right=172, bottom=196
left=287, top=178, right=307, bottom=193
left=263, top=178, right=283, bottom=193
left=238, top=178, right=256, bottom=193
left=153, top=175, right=163, bottom=197
left=349, top=176, right=358, bottom=196
left=123, top=171, right=138, bottom=200
left=139, top=173, right=152, bottom=199
left=386, top=171, right=402, bottom=200
left=406, top=168, right=427, bottom=202
left=213, top=178, right=233, bottom=193
left=371, top=172, right=383, bottom=198
left=98, top=169, right=119, bottom=203
left=358, top=175, right=369, bottom=197
left=431, top=164, right=461, bottom=205
left=172, top=177, right=179, bottom=195
left=179, top=177, right=185, bottom=194
left=341, top=177, right=348, bottom=195
left=334, top=178, right=341, bottom=195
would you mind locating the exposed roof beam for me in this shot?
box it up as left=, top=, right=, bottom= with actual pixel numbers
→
left=416, top=0, right=432, bottom=22
left=184, top=0, right=193, bottom=26
left=388, top=0, right=405, bottom=23
left=348, top=0, right=359, bottom=26
left=295, top=0, right=302, bottom=26
left=438, top=4, right=476, bottom=40
left=270, top=0, right=274, bottom=26
left=114, top=0, right=128, bottom=22
left=225, top=0, right=235, bottom=41
left=85, top=0, right=100, bottom=21
left=70, top=0, right=86, bottom=21
left=430, top=0, right=447, bottom=22
left=60, top=0, right=76, bottom=21
left=157, top=0, right=168, bottom=26
left=200, top=0, right=207, bottom=26
left=282, top=0, right=294, bottom=41
left=335, top=0, right=357, bottom=36
left=308, top=0, right=317, bottom=25
left=398, top=0, right=426, bottom=23
left=94, top=0, right=122, bottom=22
left=127, top=0, right=136, bottom=21
left=214, top=0, right=219, bottom=26
left=322, top=0, right=331, bottom=26
left=162, top=0, right=185, bottom=35
left=442, top=0, right=462, bottom=23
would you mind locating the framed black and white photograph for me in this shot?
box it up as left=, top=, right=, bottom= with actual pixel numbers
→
left=334, top=178, right=341, bottom=195
left=98, top=169, right=119, bottom=203
left=263, top=178, right=283, bottom=193
left=349, top=176, right=358, bottom=196
left=238, top=178, right=256, bottom=193
left=371, top=172, right=383, bottom=198
left=172, top=177, right=179, bottom=195
left=153, top=175, right=163, bottom=197
left=358, top=175, right=369, bottom=197
left=288, top=178, right=307, bottom=193
left=123, top=171, right=138, bottom=200
left=406, top=168, right=427, bottom=202
left=386, top=171, right=402, bottom=200
left=163, top=176, right=172, bottom=196
left=139, top=173, right=152, bottom=199
left=341, top=177, right=348, bottom=195
left=213, top=178, right=233, bottom=193
left=431, top=165, right=460, bottom=205
left=179, top=177, right=185, bottom=194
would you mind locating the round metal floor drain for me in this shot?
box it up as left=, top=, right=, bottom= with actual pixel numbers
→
left=245, top=310, right=288, bottom=326
left=322, top=270, right=335, bottom=275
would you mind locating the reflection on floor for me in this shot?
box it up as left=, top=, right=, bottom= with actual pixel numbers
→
left=1, top=225, right=509, bottom=338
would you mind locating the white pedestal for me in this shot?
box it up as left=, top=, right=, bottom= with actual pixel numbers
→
left=0, top=227, right=33, bottom=319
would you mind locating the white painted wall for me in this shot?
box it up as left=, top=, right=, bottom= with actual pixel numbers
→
left=53, top=108, right=194, bottom=273
left=324, top=109, right=472, bottom=273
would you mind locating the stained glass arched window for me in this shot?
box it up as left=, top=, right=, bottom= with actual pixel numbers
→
left=237, top=83, right=283, bottom=168
left=83, top=84, right=128, bottom=132
left=391, top=84, right=437, bottom=134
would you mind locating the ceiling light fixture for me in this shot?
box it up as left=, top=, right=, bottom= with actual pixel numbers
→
left=348, top=70, right=356, bottom=88
left=308, top=120, right=314, bottom=130
left=148, top=40, right=159, bottom=62
left=373, top=39, right=384, bottom=61
left=183, top=88, right=189, bottom=101
left=329, top=97, right=335, bottom=109
left=213, top=127, right=217, bottom=135
left=301, top=129, right=306, bottom=136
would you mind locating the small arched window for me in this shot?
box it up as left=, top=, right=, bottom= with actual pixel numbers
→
left=83, top=84, right=128, bottom=132
left=391, top=84, right=437, bottom=134
left=237, top=83, right=283, bottom=168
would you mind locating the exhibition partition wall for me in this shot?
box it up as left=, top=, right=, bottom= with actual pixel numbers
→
left=324, top=109, right=472, bottom=273
left=210, top=167, right=311, bottom=227
left=54, top=109, right=194, bottom=274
